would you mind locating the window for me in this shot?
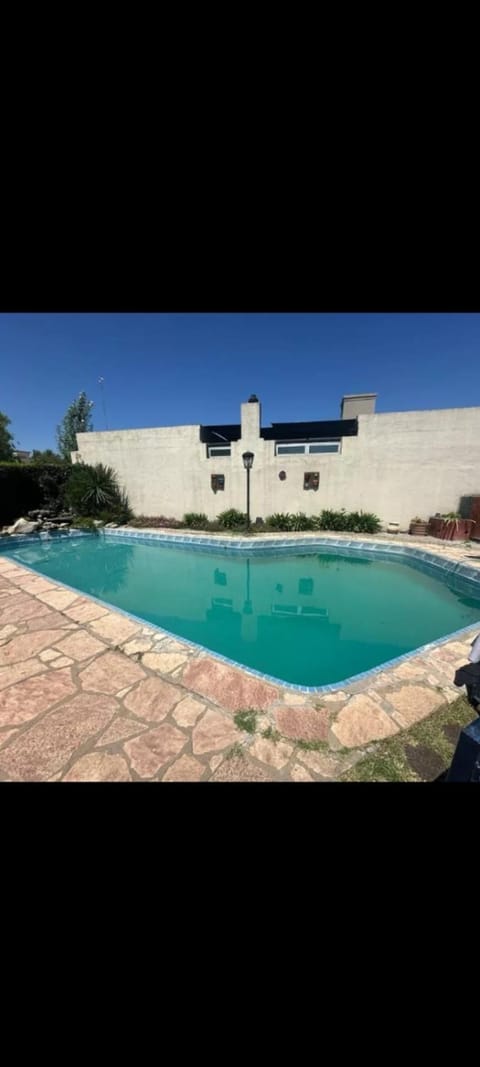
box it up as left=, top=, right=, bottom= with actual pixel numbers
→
left=309, top=443, right=340, bottom=454
left=208, top=445, right=231, bottom=457
left=275, top=440, right=340, bottom=456
left=271, top=604, right=328, bottom=617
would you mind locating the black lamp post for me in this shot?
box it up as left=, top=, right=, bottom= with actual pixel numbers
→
left=242, top=451, right=254, bottom=528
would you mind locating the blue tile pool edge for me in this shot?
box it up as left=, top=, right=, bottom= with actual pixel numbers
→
left=1, top=528, right=479, bottom=696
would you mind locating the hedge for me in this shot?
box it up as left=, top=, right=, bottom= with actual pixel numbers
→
left=0, top=464, right=69, bottom=525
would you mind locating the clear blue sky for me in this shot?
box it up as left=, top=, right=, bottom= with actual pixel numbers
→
left=1, top=312, right=479, bottom=451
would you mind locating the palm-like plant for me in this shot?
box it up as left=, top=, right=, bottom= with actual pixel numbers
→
left=65, top=463, right=127, bottom=517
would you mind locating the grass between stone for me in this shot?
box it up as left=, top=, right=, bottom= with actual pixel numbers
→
left=295, top=739, right=330, bottom=752
left=261, top=726, right=282, bottom=742
left=234, top=709, right=258, bottom=734
left=342, top=696, right=475, bottom=782
left=225, top=742, right=245, bottom=760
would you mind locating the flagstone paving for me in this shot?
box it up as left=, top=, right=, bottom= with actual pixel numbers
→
left=0, top=533, right=479, bottom=782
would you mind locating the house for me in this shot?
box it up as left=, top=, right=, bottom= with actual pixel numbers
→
left=12, top=450, right=32, bottom=463
left=73, top=393, right=480, bottom=528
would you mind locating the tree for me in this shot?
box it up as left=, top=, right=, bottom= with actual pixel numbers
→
left=0, top=411, right=15, bottom=461
left=56, top=392, right=94, bottom=461
left=31, top=449, right=65, bottom=465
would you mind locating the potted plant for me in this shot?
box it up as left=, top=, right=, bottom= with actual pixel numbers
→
left=409, top=517, right=428, bottom=536
left=428, top=513, right=475, bottom=541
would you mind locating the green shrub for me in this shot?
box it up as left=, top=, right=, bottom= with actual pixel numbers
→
left=316, top=508, right=381, bottom=533
left=95, top=491, right=132, bottom=525
left=318, top=509, right=350, bottom=531
left=348, top=511, right=381, bottom=534
left=265, top=513, right=295, bottom=530
left=184, top=512, right=208, bottom=529
left=290, top=512, right=315, bottom=531
left=266, top=512, right=316, bottom=532
left=217, top=508, right=247, bottom=528
left=0, top=463, right=69, bottom=525
left=71, top=516, right=100, bottom=532
left=64, top=463, right=132, bottom=520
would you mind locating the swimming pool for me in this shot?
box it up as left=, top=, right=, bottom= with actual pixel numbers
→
left=2, top=531, right=480, bottom=687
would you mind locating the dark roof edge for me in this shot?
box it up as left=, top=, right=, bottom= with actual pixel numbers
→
left=200, top=418, right=357, bottom=443
left=261, top=419, right=357, bottom=440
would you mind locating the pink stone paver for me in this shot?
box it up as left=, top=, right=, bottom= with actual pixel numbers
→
left=35, top=590, right=79, bottom=610
left=162, top=755, right=205, bottom=781
left=52, top=630, right=106, bottom=662
left=96, top=716, right=149, bottom=746
left=0, top=629, right=69, bottom=666
left=15, top=578, right=57, bottom=595
left=0, top=728, right=18, bottom=748
left=0, top=658, right=47, bottom=692
left=141, top=651, right=188, bottom=673
left=249, top=736, right=294, bottom=769
left=172, top=696, right=206, bottom=728
left=331, top=696, right=399, bottom=748
left=123, top=676, right=181, bottom=721
left=296, top=749, right=360, bottom=778
left=34, top=593, right=78, bottom=610
left=78, top=650, right=146, bottom=694
left=0, top=596, right=53, bottom=625
left=0, top=691, right=119, bottom=781
left=182, top=657, right=280, bottom=712
left=0, top=667, right=76, bottom=726
left=25, top=610, right=75, bottom=631
left=192, top=709, right=239, bottom=755
left=274, top=705, right=331, bottom=743
left=385, top=685, right=445, bottom=728
left=290, top=763, right=315, bottom=782
left=124, top=724, right=187, bottom=778
left=89, top=612, right=141, bottom=645
left=64, top=599, right=110, bottom=623
left=210, top=754, right=276, bottom=782
left=62, top=752, right=132, bottom=782
left=122, top=638, right=154, bottom=657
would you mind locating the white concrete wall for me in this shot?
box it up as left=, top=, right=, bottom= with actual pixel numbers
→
left=74, top=405, right=480, bottom=529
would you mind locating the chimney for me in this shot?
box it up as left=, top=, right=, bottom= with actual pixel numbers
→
left=241, top=394, right=261, bottom=442
left=341, top=393, right=377, bottom=419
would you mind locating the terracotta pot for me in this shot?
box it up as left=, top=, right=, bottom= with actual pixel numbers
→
left=409, top=522, right=428, bottom=536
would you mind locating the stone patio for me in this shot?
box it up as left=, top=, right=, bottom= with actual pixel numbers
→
left=0, top=531, right=478, bottom=782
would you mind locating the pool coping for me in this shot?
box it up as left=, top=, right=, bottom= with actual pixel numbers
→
left=1, top=526, right=479, bottom=696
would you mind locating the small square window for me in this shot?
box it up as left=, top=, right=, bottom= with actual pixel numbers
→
left=211, top=474, right=225, bottom=492
left=304, top=472, right=319, bottom=490
left=299, top=578, right=314, bottom=595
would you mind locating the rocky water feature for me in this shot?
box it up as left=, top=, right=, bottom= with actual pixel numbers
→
left=1, top=509, right=76, bottom=537
left=1, top=509, right=121, bottom=537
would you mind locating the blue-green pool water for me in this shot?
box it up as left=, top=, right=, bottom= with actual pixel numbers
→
left=2, top=535, right=480, bottom=687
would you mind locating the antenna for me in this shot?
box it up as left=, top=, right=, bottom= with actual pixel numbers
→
left=98, top=377, right=109, bottom=430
